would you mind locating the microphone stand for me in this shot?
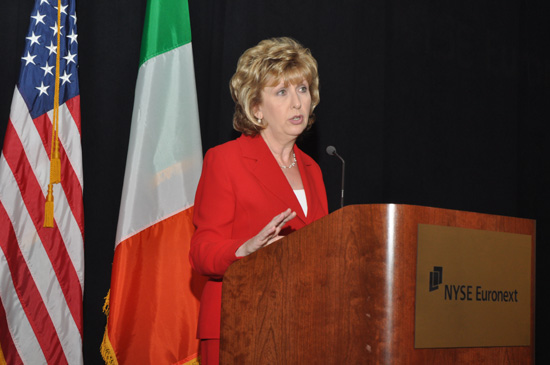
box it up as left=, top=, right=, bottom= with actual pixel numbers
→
left=326, top=146, right=345, bottom=209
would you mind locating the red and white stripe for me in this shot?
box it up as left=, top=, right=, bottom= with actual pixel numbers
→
left=0, top=87, right=84, bottom=364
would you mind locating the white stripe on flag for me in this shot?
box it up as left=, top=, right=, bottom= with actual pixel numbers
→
left=52, top=181, right=85, bottom=289
left=116, top=43, right=202, bottom=246
left=9, top=87, right=51, bottom=195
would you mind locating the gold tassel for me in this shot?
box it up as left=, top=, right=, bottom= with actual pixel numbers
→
left=44, top=184, right=54, bottom=228
left=50, top=148, right=61, bottom=184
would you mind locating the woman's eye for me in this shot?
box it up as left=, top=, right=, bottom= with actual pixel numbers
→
left=277, top=89, right=287, bottom=96
left=299, top=86, right=308, bottom=93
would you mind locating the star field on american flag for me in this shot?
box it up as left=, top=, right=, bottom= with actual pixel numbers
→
left=19, top=0, right=79, bottom=119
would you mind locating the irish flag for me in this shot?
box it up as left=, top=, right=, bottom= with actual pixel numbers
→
left=101, top=0, right=206, bottom=364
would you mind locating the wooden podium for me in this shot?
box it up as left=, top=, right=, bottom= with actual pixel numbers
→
left=220, top=204, right=535, bottom=364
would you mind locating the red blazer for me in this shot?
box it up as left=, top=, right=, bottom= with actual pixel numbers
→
left=189, top=134, right=328, bottom=339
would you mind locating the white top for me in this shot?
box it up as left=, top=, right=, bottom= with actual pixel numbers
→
left=293, top=189, right=308, bottom=217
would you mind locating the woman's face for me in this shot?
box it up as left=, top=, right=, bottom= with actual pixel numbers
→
left=255, top=79, right=311, bottom=142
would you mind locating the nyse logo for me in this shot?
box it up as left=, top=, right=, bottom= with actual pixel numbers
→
left=429, top=266, right=443, bottom=292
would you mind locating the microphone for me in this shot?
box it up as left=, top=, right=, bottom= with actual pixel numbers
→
left=326, top=145, right=345, bottom=209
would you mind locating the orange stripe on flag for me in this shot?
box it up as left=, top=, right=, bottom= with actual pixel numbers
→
left=105, top=207, right=207, bottom=364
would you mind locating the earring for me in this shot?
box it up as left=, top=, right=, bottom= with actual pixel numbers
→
left=257, top=118, right=262, bottom=124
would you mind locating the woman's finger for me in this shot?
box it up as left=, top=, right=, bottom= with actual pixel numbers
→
left=273, top=209, right=295, bottom=227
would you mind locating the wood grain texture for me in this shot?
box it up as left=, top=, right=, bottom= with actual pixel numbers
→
left=220, top=204, right=535, bottom=364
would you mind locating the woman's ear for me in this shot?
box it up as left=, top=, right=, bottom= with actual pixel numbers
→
left=253, top=105, right=263, bottom=120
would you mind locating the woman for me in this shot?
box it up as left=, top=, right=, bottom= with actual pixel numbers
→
left=189, top=37, right=328, bottom=364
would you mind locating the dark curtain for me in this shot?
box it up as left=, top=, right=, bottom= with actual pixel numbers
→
left=1, top=1, right=548, bottom=363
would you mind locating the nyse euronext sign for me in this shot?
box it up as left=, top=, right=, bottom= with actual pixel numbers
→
left=443, top=284, right=519, bottom=302
left=430, top=266, right=520, bottom=303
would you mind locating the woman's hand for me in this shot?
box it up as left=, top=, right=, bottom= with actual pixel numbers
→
left=235, top=208, right=297, bottom=257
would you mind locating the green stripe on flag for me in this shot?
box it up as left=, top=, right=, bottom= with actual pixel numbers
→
left=140, top=0, right=192, bottom=65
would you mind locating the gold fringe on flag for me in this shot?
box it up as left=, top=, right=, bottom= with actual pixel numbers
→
left=44, top=0, right=63, bottom=228
left=102, top=290, right=110, bottom=316
left=100, top=290, right=119, bottom=365
left=173, top=356, right=201, bottom=365
left=100, top=329, right=118, bottom=365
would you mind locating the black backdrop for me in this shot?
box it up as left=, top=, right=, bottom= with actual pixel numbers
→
left=1, top=1, right=548, bottom=363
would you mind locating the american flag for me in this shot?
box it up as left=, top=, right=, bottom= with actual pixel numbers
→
left=0, top=0, right=84, bottom=364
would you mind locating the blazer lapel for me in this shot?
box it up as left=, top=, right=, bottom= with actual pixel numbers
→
left=238, top=135, right=307, bottom=225
left=295, top=146, right=319, bottom=224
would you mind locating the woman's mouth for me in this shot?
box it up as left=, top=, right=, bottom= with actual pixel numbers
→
left=289, top=115, right=304, bottom=124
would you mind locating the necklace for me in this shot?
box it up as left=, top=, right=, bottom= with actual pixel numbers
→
left=280, top=152, right=296, bottom=169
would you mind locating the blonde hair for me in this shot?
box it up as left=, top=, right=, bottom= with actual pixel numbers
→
left=230, top=37, right=320, bottom=136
